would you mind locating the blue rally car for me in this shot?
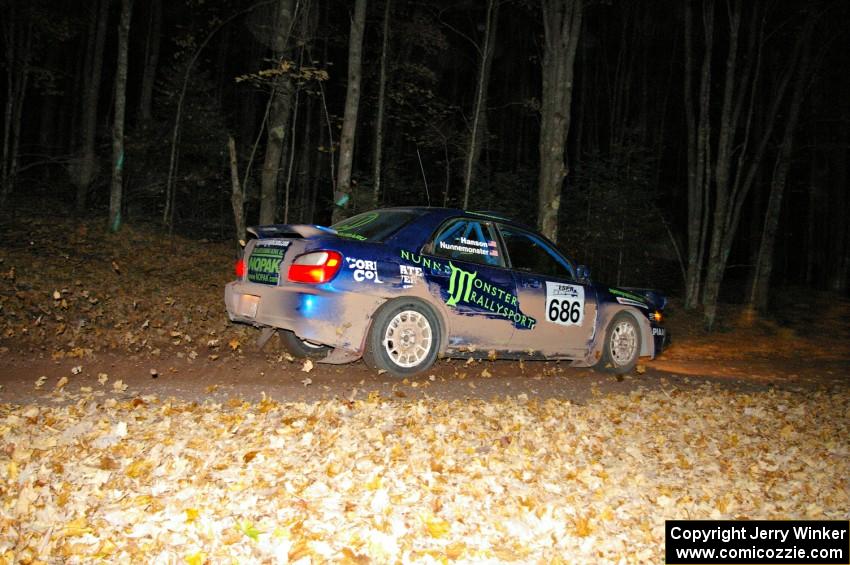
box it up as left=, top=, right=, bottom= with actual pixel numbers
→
left=225, top=207, right=667, bottom=377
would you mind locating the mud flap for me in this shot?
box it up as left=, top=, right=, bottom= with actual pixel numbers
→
left=256, top=327, right=277, bottom=349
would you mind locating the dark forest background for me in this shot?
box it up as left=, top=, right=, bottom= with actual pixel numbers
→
left=1, top=0, right=848, bottom=328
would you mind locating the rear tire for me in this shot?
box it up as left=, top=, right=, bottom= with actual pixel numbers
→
left=594, top=311, right=641, bottom=374
left=363, top=299, right=441, bottom=377
left=280, top=329, right=331, bottom=360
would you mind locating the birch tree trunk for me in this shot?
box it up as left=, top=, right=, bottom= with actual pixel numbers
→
left=332, top=0, right=367, bottom=223
left=259, top=0, right=296, bottom=225
left=537, top=0, right=583, bottom=243
left=109, top=0, right=133, bottom=232
left=74, top=0, right=109, bottom=214
left=371, top=0, right=392, bottom=207
left=462, top=0, right=499, bottom=210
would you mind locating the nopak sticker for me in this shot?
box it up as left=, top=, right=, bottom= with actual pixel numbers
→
left=247, top=240, right=291, bottom=285
left=545, top=282, right=585, bottom=326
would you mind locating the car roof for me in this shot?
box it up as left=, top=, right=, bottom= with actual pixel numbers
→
left=376, top=206, right=532, bottom=230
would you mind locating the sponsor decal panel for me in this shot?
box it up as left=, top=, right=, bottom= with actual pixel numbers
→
left=344, top=257, right=383, bottom=283
left=399, top=250, right=535, bottom=329
left=545, top=282, right=585, bottom=326
left=609, top=288, right=648, bottom=308
left=399, top=264, right=423, bottom=287
left=247, top=240, right=291, bottom=285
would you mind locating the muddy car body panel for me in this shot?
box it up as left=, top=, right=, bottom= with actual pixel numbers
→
left=225, top=207, right=668, bottom=375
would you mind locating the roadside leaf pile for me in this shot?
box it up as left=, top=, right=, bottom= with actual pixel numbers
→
left=0, top=217, right=250, bottom=360
left=2, top=385, right=848, bottom=562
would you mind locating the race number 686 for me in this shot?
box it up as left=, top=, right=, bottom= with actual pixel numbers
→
left=548, top=298, right=581, bottom=324
left=544, top=282, right=585, bottom=327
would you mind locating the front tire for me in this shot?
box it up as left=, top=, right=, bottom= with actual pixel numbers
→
left=595, top=311, right=641, bottom=374
left=363, top=299, right=441, bottom=377
left=280, top=329, right=331, bottom=360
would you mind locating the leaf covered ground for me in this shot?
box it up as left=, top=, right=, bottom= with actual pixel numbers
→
left=0, top=214, right=848, bottom=562
left=0, top=216, right=250, bottom=361
left=2, top=386, right=848, bottom=563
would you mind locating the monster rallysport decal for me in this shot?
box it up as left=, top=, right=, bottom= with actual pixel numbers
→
left=247, top=240, right=291, bottom=285
left=446, top=262, right=536, bottom=329
left=545, top=282, right=585, bottom=326
left=399, top=250, right=535, bottom=329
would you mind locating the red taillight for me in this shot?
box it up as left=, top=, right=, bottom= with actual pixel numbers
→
left=287, top=251, right=343, bottom=284
left=235, top=258, right=246, bottom=278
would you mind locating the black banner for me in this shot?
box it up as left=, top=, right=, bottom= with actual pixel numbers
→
left=665, top=520, right=849, bottom=564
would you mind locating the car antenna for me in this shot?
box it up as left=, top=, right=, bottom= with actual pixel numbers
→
left=415, top=144, right=431, bottom=206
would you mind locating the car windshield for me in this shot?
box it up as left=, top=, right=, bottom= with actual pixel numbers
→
left=331, top=210, right=418, bottom=242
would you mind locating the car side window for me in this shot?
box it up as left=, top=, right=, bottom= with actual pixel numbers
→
left=499, top=225, right=574, bottom=279
left=430, top=219, right=504, bottom=267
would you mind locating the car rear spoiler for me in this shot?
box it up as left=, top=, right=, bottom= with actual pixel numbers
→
left=620, top=287, right=668, bottom=310
left=247, top=224, right=338, bottom=239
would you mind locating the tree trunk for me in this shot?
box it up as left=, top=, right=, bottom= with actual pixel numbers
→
left=828, top=144, right=848, bottom=292
left=1, top=4, right=34, bottom=207
left=701, top=0, right=745, bottom=327
left=283, top=45, right=307, bottom=224
left=137, top=0, right=161, bottom=124
left=371, top=0, right=392, bottom=207
left=749, top=24, right=812, bottom=311
left=109, top=0, right=132, bottom=232
left=296, top=95, right=313, bottom=222
left=332, top=0, right=367, bottom=223
left=462, top=0, right=499, bottom=209
left=75, top=0, right=109, bottom=214
left=228, top=136, right=247, bottom=245
left=259, top=0, right=296, bottom=225
left=537, top=0, right=583, bottom=243
left=682, top=0, right=714, bottom=309
left=701, top=2, right=804, bottom=329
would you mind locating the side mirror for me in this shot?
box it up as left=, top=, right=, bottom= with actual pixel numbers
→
left=576, top=264, right=591, bottom=283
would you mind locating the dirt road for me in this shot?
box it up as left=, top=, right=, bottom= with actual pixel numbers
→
left=2, top=339, right=847, bottom=407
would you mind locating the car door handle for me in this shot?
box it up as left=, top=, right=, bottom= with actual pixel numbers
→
left=521, top=279, right=541, bottom=288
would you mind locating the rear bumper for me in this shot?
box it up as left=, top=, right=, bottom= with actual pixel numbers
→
left=224, top=281, right=384, bottom=361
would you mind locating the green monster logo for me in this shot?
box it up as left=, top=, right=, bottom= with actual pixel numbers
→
left=443, top=261, right=535, bottom=329
left=399, top=250, right=535, bottom=328
left=447, top=262, right=477, bottom=306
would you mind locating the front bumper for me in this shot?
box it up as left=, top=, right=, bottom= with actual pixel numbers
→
left=224, top=281, right=384, bottom=363
left=652, top=325, right=670, bottom=356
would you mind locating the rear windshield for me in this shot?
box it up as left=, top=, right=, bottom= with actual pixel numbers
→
left=332, top=210, right=418, bottom=242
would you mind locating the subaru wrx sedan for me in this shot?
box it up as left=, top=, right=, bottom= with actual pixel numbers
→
left=225, top=207, right=667, bottom=376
